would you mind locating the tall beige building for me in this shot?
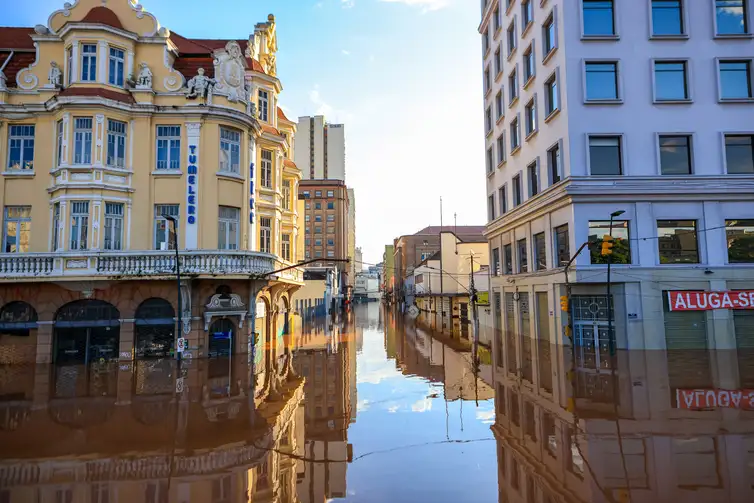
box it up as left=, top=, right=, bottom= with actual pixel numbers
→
left=294, top=115, right=345, bottom=181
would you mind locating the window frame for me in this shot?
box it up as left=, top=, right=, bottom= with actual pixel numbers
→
left=70, top=200, right=90, bottom=251
left=510, top=115, right=521, bottom=153
left=554, top=224, right=570, bottom=267
left=259, top=216, right=272, bottom=254
left=218, top=206, right=240, bottom=250
left=219, top=127, right=242, bottom=174
left=525, top=95, right=538, bottom=139
left=648, top=0, right=689, bottom=39
left=527, top=159, right=540, bottom=197
left=487, top=146, right=495, bottom=175
left=522, top=0, right=535, bottom=34
left=488, top=193, right=497, bottom=221
left=486, top=106, right=493, bottom=135
left=156, top=125, right=181, bottom=171
left=517, top=237, right=529, bottom=273
left=56, top=120, right=64, bottom=167
left=542, top=7, right=559, bottom=63
left=496, top=90, right=504, bottom=121
left=154, top=204, right=179, bottom=250
left=260, top=149, right=273, bottom=188
left=544, top=70, right=561, bottom=121
left=258, top=89, right=270, bottom=122
left=533, top=232, right=547, bottom=271
left=2, top=206, right=31, bottom=254
left=656, top=219, right=701, bottom=265
left=523, top=43, right=536, bottom=86
left=513, top=173, right=523, bottom=206
left=716, top=58, right=754, bottom=102
left=73, top=117, right=93, bottom=165
left=108, top=46, right=125, bottom=87
left=103, top=202, right=124, bottom=251
left=499, top=184, right=508, bottom=214
left=80, top=43, right=97, bottom=82
left=580, top=0, right=619, bottom=39
left=507, top=18, right=518, bottom=59
left=494, top=46, right=503, bottom=77
left=6, top=125, right=35, bottom=172
left=652, top=59, right=692, bottom=103
left=587, top=134, right=625, bottom=176
left=656, top=133, right=694, bottom=175
left=589, top=220, right=632, bottom=265
left=725, top=219, right=754, bottom=264
left=497, top=132, right=506, bottom=165
left=547, top=139, right=563, bottom=185
left=583, top=59, right=622, bottom=104
left=712, top=0, right=752, bottom=38
left=106, top=119, right=127, bottom=168
left=722, top=133, right=754, bottom=174
left=508, top=65, right=519, bottom=106
left=282, top=180, right=291, bottom=211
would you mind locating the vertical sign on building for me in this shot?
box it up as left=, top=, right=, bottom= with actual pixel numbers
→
left=185, top=123, right=201, bottom=248
left=248, top=136, right=257, bottom=251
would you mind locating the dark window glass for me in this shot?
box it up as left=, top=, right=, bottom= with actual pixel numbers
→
left=499, top=186, right=508, bottom=214
left=589, top=220, right=631, bottom=264
left=716, top=0, right=748, bottom=35
left=725, top=135, right=754, bottom=173
left=534, top=233, right=546, bottom=270
left=726, top=219, right=754, bottom=263
left=652, top=0, right=684, bottom=35
left=545, top=74, right=559, bottom=114
left=493, top=247, right=501, bottom=275
left=488, top=194, right=496, bottom=221
left=655, top=61, right=689, bottom=101
left=589, top=136, right=622, bottom=175
left=720, top=61, right=753, bottom=99
left=513, top=175, right=523, bottom=205
left=528, top=162, right=539, bottom=195
left=503, top=244, right=513, bottom=274
left=544, top=15, right=556, bottom=53
left=487, top=147, right=494, bottom=173
left=585, top=62, right=618, bottom=100
left=659, top=135, right=692, bottom=174
left=517, top=238, right=528, bottom=273
left=583, top=0, right=615, bottom=36
left=657, top=220, right=699, bottom=264
left=497, top=134, right=506, bottom=163
left=549, top=143, right=561, bottom=184
left=555, top=224, right=570, bottom=267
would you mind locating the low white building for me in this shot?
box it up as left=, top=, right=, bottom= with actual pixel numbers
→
left=354, top=271, right=380, bottom=302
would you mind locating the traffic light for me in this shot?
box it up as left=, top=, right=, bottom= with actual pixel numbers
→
left=560, top=295, right=569, bottom=312
left=601, top=234, right=614, bottom=256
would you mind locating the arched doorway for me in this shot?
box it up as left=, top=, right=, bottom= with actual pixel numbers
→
left=0, top=301, right=38, bottom=364
left=253, top=296, right=270, bottom=398
left=208, top=318, right=234, bottom=358
left=54, top=300, right=120, bottom=364
left=279, top=295, right=290, bottom=336
left=135, top=298, right=176, bottom=358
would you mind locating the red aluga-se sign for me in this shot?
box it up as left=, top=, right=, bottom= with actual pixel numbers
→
left=667, top=290, right=754, bottom=311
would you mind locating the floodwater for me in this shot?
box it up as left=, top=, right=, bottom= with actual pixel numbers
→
left=1, top=303, right=753, bottom=502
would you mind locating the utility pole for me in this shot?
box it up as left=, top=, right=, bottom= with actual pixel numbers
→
left=604, top=210, right=625, bottom=356
left=469, top=253, right=480, bottom=369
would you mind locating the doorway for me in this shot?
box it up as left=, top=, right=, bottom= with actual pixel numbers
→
left=571, top=295, right=616, bottom=403
left=54, top=300, right=121, bottom=364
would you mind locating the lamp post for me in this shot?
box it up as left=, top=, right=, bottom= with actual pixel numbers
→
left=163, top=214, right=182, bottom=363
left=606, top=210, right=625, bottom=356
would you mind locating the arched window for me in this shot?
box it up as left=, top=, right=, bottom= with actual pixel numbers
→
left=0, top=301, right=38, bottom=336
left=216, top=285, right=232, bottom=299
left=54, top=300, right=120, bottom=364
left=135, top=298, right=175, bottom=359
left=135, top=298, right=175, bottom=324
left=55, top=300, right=120, bottom=326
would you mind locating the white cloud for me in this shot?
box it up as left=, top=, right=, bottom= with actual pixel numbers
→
left=476, top=409, right=495, bottom=424
left=387, top=404, right=400, bottom=413
left=307, top=85, right=355, bottom=123
left=342, top=49, right=351, bottom=56
left=342, top=0, right=355, bottom=8
left=411, top=397, right=433, bottom=412
left=357, top=399, right=371, bottom=411
left=379, top=0, right=451, bottom=12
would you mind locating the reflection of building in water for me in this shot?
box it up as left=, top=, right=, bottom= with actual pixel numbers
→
left=292, top=315, right=356, bottom=502
left=0, top=354, right=304, bottom=503
left=493, top=346, right=754, bottom=502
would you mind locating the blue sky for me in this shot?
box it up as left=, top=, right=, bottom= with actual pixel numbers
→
left=6, top=0, right=485, bottom=264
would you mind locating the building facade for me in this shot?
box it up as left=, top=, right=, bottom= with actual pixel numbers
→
left=479, top=0, right=754, bottom=375
left=347, top=187, right=356, bottom=285
left=294, top=115, right=346, bottom=181
left=0, top=0, right=304, bottom=364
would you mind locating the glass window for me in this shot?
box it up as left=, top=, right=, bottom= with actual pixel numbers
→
left=494, top=47, right=502, bottom=75
left=104, top=203, right=123, bottom=251
left=261, top=149, right=273, bottom=188
left=659, top=135, right=692, bottom=175
left=589, top=220, right=631, bottom=264
left=315, top=215, right=322, bottom=222
left=517, top=238, right=528, bottom=273
left=282, top=180, right=291, bottom=210
left=315, top=202, right=322, bottom=210
left=716, top=0, right=748, bottom=35
left=6, top=125, right=35, bottom=171
left=327, top=214, right=335, bottom=222
left=497, top=133, right=506, bottom=164
left=528, top=161, right=539, bottom=196
left=70, top=201, right=89, bottom=250
left=56, top=120, right=64, bottom=167
left=657, top=220, right=699, bottom=264
left=258, top=89, right=269, bottom=121
left=507, top=21, right=517, bottom=55
left=510, top=117, right=520, bottom=150
left=489, top=194, right=496, bottom=221
left=106, top=120, right=126, bottom=168
left=503, top=244, right=513, bottom=274
left=589, top=136, right=622, bottom=175
left=73, top=118, right=93, bottom=165
left=725, top=135, right=754, bottom=173
left=220, top=127, right=241, bottom=173
left=555, top=224, right=570, bottom=267
left=327, top=238, right=335, bottom=246
left=585, top=62, right=618, bottom=100
left=654, top=61, right=689, bottom=101
left=583, top=0, right=615, bottom=36
left=3, top=206, right=31, bottom=253
left=52, top=202, right=61, bottom=251
left=496, top=91, right=503, bottom=119
left=486, top=107, right=493, bottom=133
left=492, top=247, right=501, bottom=276
left=544, top=13, right=556, bottom=54
left=549, top=143, right=561, bottom=184
left=484, top=67, right=491, bottom=93
left=316, top=191, right=322, bottom=197
left=524, top=45, right=535, bottom=81
left=327, top=190, right=334, bottom=197
left=509, top=68, right=518, bottom=103
left=720, top=61, right=753, bottom=99
left=156, top=126, right=181, bottom=170
left=726, top=219, right=754, bottom=263
left=282, top=234, right=292, bottom=261
left=108, top=47, right=125, bottom=86
left=499, top=185, right=508, bottom=214
left=482, top=26, right=490, bottom=54
left=652, top=0, right=684, bottom=36
left=154, top=204, right=178, bottom=250
left=487, top=147, right=494, bottom=173
left=513, top=175, right=522, bottom=206
left=545, top=73, right=559, bottom=115
left=315, top=226, right=322, bottom=234
left=81, top=44, right=97, bottom=82
left=525, top=98, right=537, bottom=136
left=534, top=232, right=546, bottom=270
left=218, top=206, right=240, bottom=250
left=522, top=0, right=533, bottom=26
left=494, top=6, right=501, bottom=31
left=66, top=46, right=73, bottom=85
left=259, top=217, right=272, bottom=253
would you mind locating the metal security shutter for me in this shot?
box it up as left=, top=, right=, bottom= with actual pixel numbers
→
left=664, top=295, right=711, bottom=394
left=734, top=309, right=754, bottom=387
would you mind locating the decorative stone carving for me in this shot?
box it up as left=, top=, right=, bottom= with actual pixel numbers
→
left=16, top=42, right=40, bottom=90
left=135, top=62, right=152, bottom=89
left=212, top=41, right=246, bottom=103
left=185, top=68, right=215, bottom=103
left=34, top=24, right=49, bottom=35
left=203, top=293, right=247, bottom=331
left=206, top=293, right=246, bottom=310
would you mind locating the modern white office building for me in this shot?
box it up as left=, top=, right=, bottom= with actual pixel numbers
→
left=479, top=0, right=754, bottom=363
left=294, top=116, right=346, bottom=181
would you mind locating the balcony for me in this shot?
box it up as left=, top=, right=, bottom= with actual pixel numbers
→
left=0, top=250, right=303, bottom=284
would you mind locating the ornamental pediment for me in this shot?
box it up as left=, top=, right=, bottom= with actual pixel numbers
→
left=47, top=0, right=161, bottom=38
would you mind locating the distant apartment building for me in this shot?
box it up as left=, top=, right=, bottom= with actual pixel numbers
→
left=295, top=116, right=346, bottom=181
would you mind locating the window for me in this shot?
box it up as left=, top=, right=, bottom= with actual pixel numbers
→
left=513, top=174, right=523, bottom=206
left=509, top=68, right=519, bottom=103
left=582, top=0, right=615, bottom=36
left=261, top=149, right=273, bottom=188
left=66, top=46, right=73, bottom=85
left=56, top=120, right=64, bottom=167
left=315, top=226, right=322, bottom=234
left=327, top=238, right=335, bottom=246
left=507, top=21, right=517, bottom=56
left=525, top=98, right=537, bottom=136
left=716, top=0, right=749, bottom=35
left=108, top=47, right=125, bottom=86
left=545, top=73, right=559, bottom=116
left=482, top=26, right=490, bottom=54
left=659, top=135, right=692, bottom=174
left=52, top=202, right=61, bottom=251
left=493, top=247, right=501, bottom=276
left=487, top=147, right=494, bottom=173
left=543, top=12, right=557, bottom=55
left=154, top=204, right=178, bottom=250
left=316, top=190, right=322, bottom=197
left=657, top=220, right=699, bottom=264
left=315, top=215, right=322, bottom=222
left=156, top=126, right=181, bottom=170
left=3, top=206, right=31, bottom=253
left=305, top=215, right=310, bottom=222
left=589, top=136, right=622, bottom=175
left=73, top=118, right=93, bottom=165
left=106, top=120, right=126, bottom=168
left=497, top=133, right=506, bottom=164
left=654, top=61, right=689, bottom=101
left=522, top=0, right=533, bottom=27
left=548, top=143, right=561, bottom=184
left=585, top=62, right=619, bottom=101
left=485, top=67, right=491, bottom=94
left=70, top=201, right=89, bottom=250
left=528, top=162, right=539, bottom=196
left=494, top=5, right=501, bottom=32
left=726, top=219, right=754, bottom=263
left=302, top=191, right=310, bottom=199
left=81, top=44, right=97, bottom=81
left=260, top=217, right=272, bottom=253
left=719, top=60, right=753, bottom=99
left=503, top=244, right=513, bottom=274
left=6, top=125, right=35, bottom=171
left=327, top=214, right=335, bottom=222
left=315, top=238, right=322, bottom=246
left=315, top=202, right=322, bottom=210
left=327, top=250, right=335, bottom=258
left=486, top=106, right=493, bottom=133
left=220, top=127, right=241, bottom=173
left=258, top=89, right=269, bottom=121
left=517, top=238, right=529, bottom=273
left=523, top=45, right=535, bottom=82
left=494, top=47, right=502, bottom=75
left=327, top=190, right=334, bottom=197
left=589, top=220, right=631, bottom=264
left=104, top=203, right=123, bottom=251
left=496, top=91, right=503, bottom=119
left=510, top=117, right=520, bottom=151
left=652, top=0, right=684, bottom=36
left=725, top=135, right=754, bottom=173
left=554, top=224, right=570, bottom=267
left=282, top=181, right=291, bottom=210
left=489, top=194, right=496, bottom=221
left=499, top=185, right=508, bottom=214
left=315, top=250, right=322, bottom=258
left=534, top=233, right=546, bottom=270
left=218, top=206, right=240, bottom=250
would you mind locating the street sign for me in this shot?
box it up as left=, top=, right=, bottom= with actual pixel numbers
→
left=407, top=305, right=419, bottom=319
left=176, top=337, right=187, bottom=353
left=175, top=377, right=185, bottom=394
left=476, top=292, right=490, bottom=305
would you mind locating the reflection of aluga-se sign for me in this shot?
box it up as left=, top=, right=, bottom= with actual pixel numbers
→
left=676, top=389, right=754, bottom=410
left=667, top=290, right=754, bottom=311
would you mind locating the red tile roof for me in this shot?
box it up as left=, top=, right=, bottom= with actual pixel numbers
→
left=0, top=27, right=35, bottom=50
left=0, top=50, right=36, bottom=87
left=80, top=6, right=124, bottom=30
left=283, top=159, right=297, bottom=169
left=169, top=33, right=266, bottom=74
left=173, top=56, right=216, bottom=79
left=261, top=124, right=281, bottom=136
left=58, top=87, right=135, bottom=104
left=277, top=107, right=291, bottom=122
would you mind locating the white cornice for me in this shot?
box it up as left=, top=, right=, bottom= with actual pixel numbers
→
left=58, top=24, right=139, bottom=42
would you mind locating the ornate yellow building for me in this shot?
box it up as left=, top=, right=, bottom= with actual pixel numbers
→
left=0, top=0, right=303, bottom=364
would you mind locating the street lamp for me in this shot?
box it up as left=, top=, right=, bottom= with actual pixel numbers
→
left=606, top=210, right=625, bottom=355
left=163, top=214, right=182, bottom=362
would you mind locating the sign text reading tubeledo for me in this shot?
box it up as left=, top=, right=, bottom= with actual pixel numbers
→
left=667, top=290, right=754, bottom=311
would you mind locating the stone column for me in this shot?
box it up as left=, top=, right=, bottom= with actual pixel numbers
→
left=97, top=41, right=108, bottom=84
left=35, top=322, right=53, bottom=364
left=119, top=321, right=135, bottom=361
